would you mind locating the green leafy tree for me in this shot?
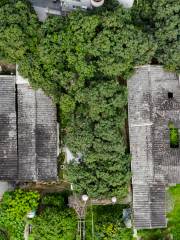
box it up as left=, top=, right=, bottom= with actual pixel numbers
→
left=0, top=0, right=40, bottom=63
left=65, top=79, right=131, bottom=199
left=23, top=5, right=155, bottom=101
left=153, top=0, right=180, bottom=72
left=1, top=189, right=40, bottom=217
left=132, top=0, right=180, bottom=72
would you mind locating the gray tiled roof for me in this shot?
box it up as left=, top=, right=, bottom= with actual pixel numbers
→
left=17, top=85, right=58, bottom=181
left=0, top=76, right=57, bottom=181
left=128, top=65, right=180, bottom=229
left=36, top=89, right=57, bottom=180
left=18, top=85, right=37, bottom=180
left=0, top=76, right=18, bottom=180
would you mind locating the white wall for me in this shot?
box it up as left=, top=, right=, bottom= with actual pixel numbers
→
left=117, top=0, right=134, bottom=8
left=61, top=0, right=92, bottom=11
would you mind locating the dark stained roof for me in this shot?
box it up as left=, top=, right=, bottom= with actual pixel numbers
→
left=0, top=76, right=18, bottom=180
left=36, top=89, right=57, bottom=180
left=0, top=76, right=57, bottom=181
left=128, top=65, right=180, bottom=229
left=133, top=184, right=166, bottom=229
left=17, top=84, right=37, bottom=180
left=17, top=85, right=57, bottom=181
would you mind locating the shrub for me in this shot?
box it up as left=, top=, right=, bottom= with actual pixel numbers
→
left=0, top=189, right=40, bottom=240
left=86, top=205, right=132, bottom=240
left=30, top=193, right=77, bottom=240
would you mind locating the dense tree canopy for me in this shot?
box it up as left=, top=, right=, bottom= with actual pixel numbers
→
left=153, top=0, right=180, bottom=72
left=57, top=7, right=153, bottom=198
left=0, top=0, right=40, bottom=62
left=65, top=79, right=131, bottom=198
left=132, top=0, right=180, bottom=72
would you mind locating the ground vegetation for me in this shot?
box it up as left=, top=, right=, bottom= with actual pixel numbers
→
left=29, top=193, right=77, bottom=240
left=86, top=204, right=132, bottom=240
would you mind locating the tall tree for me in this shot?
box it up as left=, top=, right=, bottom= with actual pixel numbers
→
left=65, top=79, right=131, bottom=199
left=153, top=0, right=180, bottom=72
left=132, top=0, right=180, bottom=72
left=0, top=0, right=40, bottom=63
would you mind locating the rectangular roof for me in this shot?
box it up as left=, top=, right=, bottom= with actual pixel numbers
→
left=0, top=75, right=57, bottom=181
left=128, top=65, right=180, bottom=229
left=17, top=85, right=57, bottom=181
left=0, top=76, right=18, bottom=180
left=17, top=84, right=37, bottom=180
left=36, top=89, right=57, bottom=180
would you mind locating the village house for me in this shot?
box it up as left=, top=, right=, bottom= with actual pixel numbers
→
left=128, top=65, right=180, bottom=229
left=0, top=72, right=58, bottom=182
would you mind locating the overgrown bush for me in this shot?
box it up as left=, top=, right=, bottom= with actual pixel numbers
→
left=41, top=193, right=65, bottom=208
left=30, top=193, right=77, bottom=240
left=86, top=205, right=132, bottom=240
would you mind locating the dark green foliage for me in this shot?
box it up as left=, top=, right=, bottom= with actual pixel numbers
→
left=131, top=0, right=155, bottom=32
left=65, top=79, right=131, bottom=198
left=86, top=205, right=132, bottom=240
left=58, top=8, right=154, bottom=81
left=56, top=7, right=153, bottom=199
left=30, top=193, right=77, bottom=240
left=0, top=189, right=40, bottom=240
left=41, top=194, right=65, bottom=208
left=138, top=229, right=169, bottom=240
left=30, top=208, right=77, bottom=240
left=153, top=0, right=180, bottom=72
left=0, top=228, right=9, bottom=240
left=133, top=0, right=180, bottom=72
left=23, top=5, right=153, bottom=199
left=0, top=0, right=40, bottom=63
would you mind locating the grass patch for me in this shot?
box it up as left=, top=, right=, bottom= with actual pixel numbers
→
left=167, top=185, right=180, bottom=240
